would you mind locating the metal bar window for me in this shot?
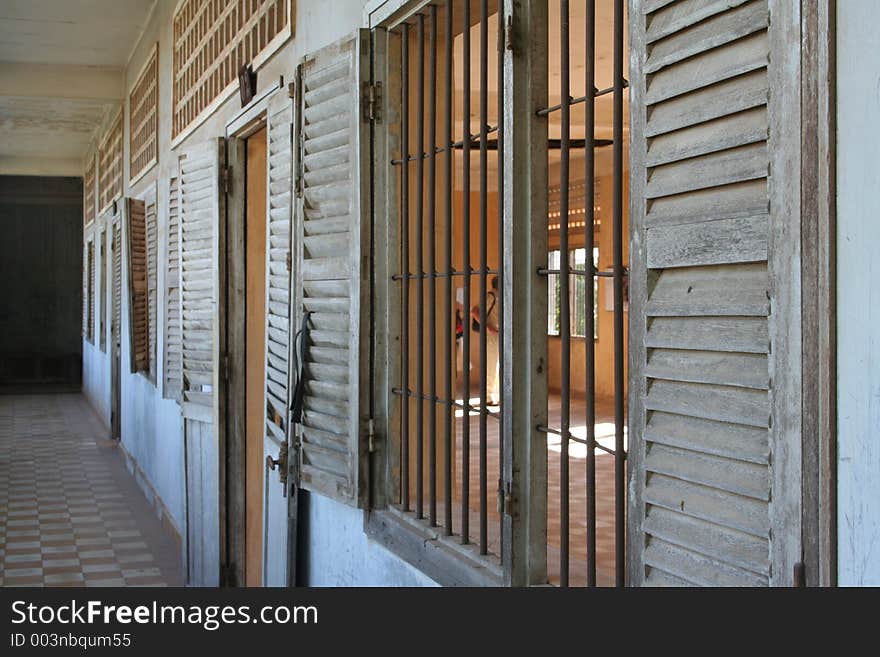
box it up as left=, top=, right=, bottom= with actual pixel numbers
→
left=535, top=0, right=629, bottom=587
left=390, top=0, right=505, bottom=563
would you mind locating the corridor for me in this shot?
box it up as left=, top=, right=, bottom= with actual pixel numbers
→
left=0, top=393, right=183, bottom=587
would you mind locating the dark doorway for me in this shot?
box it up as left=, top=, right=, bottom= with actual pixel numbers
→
left=0, top=176, right=83, bottom=390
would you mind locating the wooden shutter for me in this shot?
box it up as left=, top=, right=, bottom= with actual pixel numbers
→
left=127, top=198, right=149, bottom=373
left=112, top=217, right=122, bottom=341
left=629, top=0, right=772, bottom=586
left=264, top=93, right=293, bottom=442
left=145, top=186, right=159, bottom=383
left=178, top=139, right=223, bottom=417
left=164, top=176, right=182, bottom=401
left=99, top=220, right=108, bottom=352
left=86, top=236, right=95, bottom=342
left=293, top=31, right=371, bottom=508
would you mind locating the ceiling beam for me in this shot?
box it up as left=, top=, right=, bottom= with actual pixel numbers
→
left=0, top=62, right=123, bottom=102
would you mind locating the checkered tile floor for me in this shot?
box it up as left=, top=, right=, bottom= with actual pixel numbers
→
left=0, top=393, right=183, bottom=587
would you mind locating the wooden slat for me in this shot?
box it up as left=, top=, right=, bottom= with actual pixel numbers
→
left=646, top=214, right=768, bottom=268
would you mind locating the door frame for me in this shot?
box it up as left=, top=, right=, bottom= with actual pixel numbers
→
left=223, top=80, right=287, bottom=587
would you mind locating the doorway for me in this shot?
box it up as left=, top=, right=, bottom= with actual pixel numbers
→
left=244, top=126, right=268, bottom=586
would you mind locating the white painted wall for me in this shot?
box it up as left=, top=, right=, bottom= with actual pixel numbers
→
left=104, top=0, right=435, bottom=587
left=836, top=0, right=880, bottom=586
left=305, top=495, right=438, bottom=586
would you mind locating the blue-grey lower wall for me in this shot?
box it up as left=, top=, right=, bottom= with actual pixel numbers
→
left=837, top=0, right=880, bottom=586
left=303, top=494, right=437, bottom=587
left=120, top=370, right=185, bottom=536
left=82, top=338, right=110, bottom=426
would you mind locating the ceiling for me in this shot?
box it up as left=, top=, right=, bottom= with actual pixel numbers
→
left=0, top=0, right=156, bottom=176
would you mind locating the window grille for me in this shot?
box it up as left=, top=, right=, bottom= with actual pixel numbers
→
left=84, top=155, right=96, bottom=226
left=130, top=45, right=159, bottom=183
left=172, top=0, right=291, bottom=141
left=98, top=112, right=123, bottom=214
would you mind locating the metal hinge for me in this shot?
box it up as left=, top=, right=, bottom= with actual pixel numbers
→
left=286, top=250, right=291, bottom=272
left=222, top=353, right=229, bottom=381
left=497, top=480, right=513, bottom=515
left=362, top=81, right=382, bottom=123
left=287, top=81, right=296, bottom=99
left=367, top=418, right=377, bottom=453
left=505, top=14, right=514, bottom=52
left=221, top=166, right=231, bottom=194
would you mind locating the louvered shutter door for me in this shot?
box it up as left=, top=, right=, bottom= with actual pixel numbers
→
left=145, top=186, right=158, bottom=383
left=113, top=219, right=122, bottom=340
left=82, top=236, right=88, bottom=337
left=630, top=0, right=772, bottom=586
left=179, top=139, right=223, bottom=416
left=127, top=198, right=149, bottom=372
left=294, top=31, right=371, bottom=508
left=88, top=239, right=95, bottom=343
left=264, top=93, right=293, bottom=444
left=99, top=222, right=107, bottom=352
left=164, top=177, right=182, bottom=401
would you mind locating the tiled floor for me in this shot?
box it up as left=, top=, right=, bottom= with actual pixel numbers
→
left=0, top=393, right=183, bottom=587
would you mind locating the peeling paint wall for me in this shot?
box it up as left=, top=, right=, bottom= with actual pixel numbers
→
left=837, top=0, right=880, bottom=587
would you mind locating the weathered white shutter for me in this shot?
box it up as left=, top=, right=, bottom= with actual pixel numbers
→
left=145, top=185, right=158, bottom=383
left=293, top=30, right=371, bottom=508
left=178, top=138, right=224, bottom=586
left=178, top=139, right=223, bottom=416
left=83, top=232, right=92, bottom=340
left=164, top=176, right=182, bottom=401
left=88, top=238, right=95, bottom=343
left=264, top=94, right=293, bottom=444
left=629, top=0, right=772, bottom=586
left=127, top=198, right=148, bottom=372
left=262, top=90, right=294, bottom=587
left=112, top=218, right=122, bottom=339
left=99, top=222, right=107, bottom=352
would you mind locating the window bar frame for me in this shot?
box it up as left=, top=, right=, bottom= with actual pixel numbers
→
left=611, top=0, right=626, bottom=589
left=584, top=0, right=598, bottom=589
left=427, top=4, right=439, bottom=528
left=460, top=0, right=472, bottom=546
left=557, top=0, right=572, bottom=588
left=400, top=20, right=411, bottom=513
left=415, top=12, right=426, bottom=521
left=477, top=0, right=490, bottom=557
left=443, top=0, right=455, bottom=538
left=496, top=0, right=505, bottom=565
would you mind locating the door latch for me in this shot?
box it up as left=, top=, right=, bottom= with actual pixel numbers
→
left=266, top=442, right=289, bottom=497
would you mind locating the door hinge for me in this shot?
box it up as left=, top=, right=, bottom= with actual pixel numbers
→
left=505, top=14, right=514, bottom=52
left=222, top=353, right=229, bottom=382
left=287, top=81, right=296, bottom=99
left=497, top=480, right=513, bottom=515
left=286, top=250, right=291, bottom=272
left=221, top=166, right=232, bottom=194
left=367, top=418, right=376, bottom=453
left=362, top=81, right=382, bottom=123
